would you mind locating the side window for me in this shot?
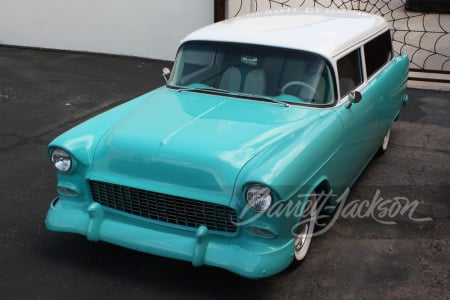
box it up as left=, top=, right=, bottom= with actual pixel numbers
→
left=337, top=49, right=363, bottom=97
left=364, top=31, right=393, bottom=78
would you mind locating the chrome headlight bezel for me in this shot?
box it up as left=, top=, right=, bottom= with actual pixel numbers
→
left=245, top=184, right=274, bottom=212
left=50, top=149, right=72, bottom=173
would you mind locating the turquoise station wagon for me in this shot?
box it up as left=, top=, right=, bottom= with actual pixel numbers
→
left=45, top=8, right=409, bottom=278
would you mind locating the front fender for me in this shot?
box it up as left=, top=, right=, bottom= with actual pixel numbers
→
left=235, top=109, right=344, bottom=204
left=47, top=90, right=159, bottom=165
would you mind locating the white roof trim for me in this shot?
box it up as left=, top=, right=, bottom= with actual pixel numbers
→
left=181, top=8, right=389, bottom=59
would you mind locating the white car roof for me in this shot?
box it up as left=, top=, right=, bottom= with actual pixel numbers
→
left=182, top=8, right=389, bottom=59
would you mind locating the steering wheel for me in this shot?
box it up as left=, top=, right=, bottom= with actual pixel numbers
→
left=281, top=81, right=320, bottom=101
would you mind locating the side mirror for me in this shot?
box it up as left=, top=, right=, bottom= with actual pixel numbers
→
left=162, top=67, right=171, bottom=83
left=345, top=91, right=362, bottom=109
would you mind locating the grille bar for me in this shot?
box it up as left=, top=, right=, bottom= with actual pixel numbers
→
left=89, top=180, right=237, bottom=233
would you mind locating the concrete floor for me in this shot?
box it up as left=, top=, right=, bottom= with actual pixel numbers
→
left=0, top=46, right=449, bottom=299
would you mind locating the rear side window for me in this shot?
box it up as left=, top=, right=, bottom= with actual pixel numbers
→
left=364, top=31, right=393, bottom=78
left=337, top=49, right=363, bottom=97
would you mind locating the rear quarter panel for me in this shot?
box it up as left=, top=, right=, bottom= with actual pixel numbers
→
left=374, top=54, right=409, bottom=138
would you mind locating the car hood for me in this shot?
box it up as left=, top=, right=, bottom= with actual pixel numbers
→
left=92, top=87, right=320, bottom=203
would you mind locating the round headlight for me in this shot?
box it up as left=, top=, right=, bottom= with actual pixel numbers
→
left=246, top=185, right=273, bottom=212
left=51, top=149, right=72, bottom=172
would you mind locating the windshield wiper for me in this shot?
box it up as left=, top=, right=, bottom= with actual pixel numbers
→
left=168, top=85, right=290, bottom=107
left=230, top=92, right=291, bottom=107
left=170, top=85, right=230, bottom=95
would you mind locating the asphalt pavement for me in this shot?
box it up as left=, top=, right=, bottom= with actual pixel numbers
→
left=0, top=46, right=449, bottom=299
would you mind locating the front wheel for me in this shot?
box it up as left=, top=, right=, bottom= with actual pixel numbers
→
left=292, top=193, right=318, bottom=264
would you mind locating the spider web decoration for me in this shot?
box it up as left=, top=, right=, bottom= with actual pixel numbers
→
left=227, top=0, right=450, bottom=72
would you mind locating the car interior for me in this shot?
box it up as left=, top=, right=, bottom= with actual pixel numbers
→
left=171, top=42, right=336, bottom=105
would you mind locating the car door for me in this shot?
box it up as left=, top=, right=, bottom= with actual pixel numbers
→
left=334, top=48, right=379, bottom=186
left=363, top=31, right=409, bottom=142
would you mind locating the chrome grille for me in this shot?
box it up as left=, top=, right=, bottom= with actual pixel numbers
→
left=89, top=180, right=237, bottom=233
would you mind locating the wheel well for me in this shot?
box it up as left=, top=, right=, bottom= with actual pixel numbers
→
left=314, top=180, right=332, bottom=208
left=315, top=180, right=331, bottom=195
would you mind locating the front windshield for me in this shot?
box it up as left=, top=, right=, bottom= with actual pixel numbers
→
left=168, top=42, right=336, bottom=106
